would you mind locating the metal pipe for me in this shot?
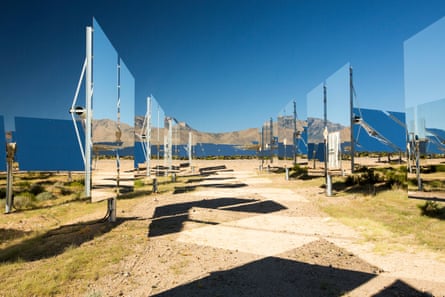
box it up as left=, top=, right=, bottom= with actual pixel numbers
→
left=85, top=26, right=93, bottom=198
left=350, top=66, right=355, bottom=173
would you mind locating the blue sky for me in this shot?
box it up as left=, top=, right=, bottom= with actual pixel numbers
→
left=2, top=0, right=445, bottom=133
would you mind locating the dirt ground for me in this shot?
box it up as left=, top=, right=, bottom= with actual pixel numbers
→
left=74, top=159, right=445, bottom=297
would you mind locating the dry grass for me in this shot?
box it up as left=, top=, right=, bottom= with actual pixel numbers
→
left=2, top=163, right=445, bottom=295
left=319, top=188, right=445, bottom=257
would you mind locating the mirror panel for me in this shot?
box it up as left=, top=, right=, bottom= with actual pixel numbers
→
left=91, top=18, right=121, bottom=202
left=14, top=117, right=84, bottom=171
left=404, top=16, right=445, bottom=193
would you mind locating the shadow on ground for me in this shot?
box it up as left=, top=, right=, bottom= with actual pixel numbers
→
left=0, top=228, right=33, bottom=241
left=173, top=182, right=248, bottom=194
left=0, top=217, right=139, bottom=262
left=151, top=255, right=430, bottom=297
left=148, top=197, right=287, bottom=237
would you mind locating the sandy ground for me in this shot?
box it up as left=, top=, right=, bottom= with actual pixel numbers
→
left=89, top=159, right=445, bottom=297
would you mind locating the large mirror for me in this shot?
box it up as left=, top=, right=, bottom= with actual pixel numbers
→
left=135, top=96, right=165, bottom=177
left=307, top=64, right=351, bottom=172
left=404, top=16, right=445, bottom=194
left=277, top=99, right=307, bottom=167
left=307, top=82, right=325, bottom=169
left=91, top=18, right=134, bottom=202
left=14, top=117, right=84, bottom=171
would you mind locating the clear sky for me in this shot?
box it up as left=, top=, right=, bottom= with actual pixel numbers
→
left=2, top=0, right=445, bottom=133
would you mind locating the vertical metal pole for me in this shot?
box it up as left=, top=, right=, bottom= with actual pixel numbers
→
left=293, top=100, right=297, bottom=165
left=326, top=173, right=332, bottom=196
left=109, top=58, right=121, bottom=223
left=270, top=117, right=273, bottom=163
left=261, top=125, right=264, bottom=169
left=416, top=138, right=422, bottom=191
left=5, top=143, right=15, bottom=214
left=188, top=131, right=192, bottom=166
left=167, top=118, right=173, bottom=171
left=85, top=26, right=93, bottom=198
left=350, top=66, right=355, bottom=173
left=6, top=156, right=13, bottom=213
left=156, top=103, right=160, bottom=175
left=323, top=84, right=328, bottom=181
left=164, top=134, right=168, bottom=168
left=146, top=96, right=152, bottom=177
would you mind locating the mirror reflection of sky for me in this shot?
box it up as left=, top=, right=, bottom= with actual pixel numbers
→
left=307, top=83, right=324, bottom=121
left=119, top=58, right=135, bottom=126
left=278, top=98, right=307, bottom=121
left=404, top=16, right=445, bottom=108
left=404, top=16, right=445, bottom=138
left=306, top=64, right=350, bottom=127
left=93, top=19, right=120, bottom=124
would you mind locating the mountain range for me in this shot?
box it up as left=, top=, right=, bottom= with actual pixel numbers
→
left=92, top=116, right=349, bottom=147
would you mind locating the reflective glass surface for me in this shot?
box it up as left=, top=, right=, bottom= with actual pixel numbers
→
left=307, top=83, right=324, bottom=146
left=15, top=117, right=84, bottom=171
left=353, top=108, right=406, bottom=153
left=118, top=58, right=135, bottom=160
left=418, top=99, right=445, bottom=154
left=404, top=17, right=445, bottom=193
left=277, top=100, right=307, bottom=162
left=135, top=96, right=166, bottom=175
left=307, top=64, right=351, bottom=167
left=326, top=64, right=350, bottom=130
left=92, top=18, right=118, bottom=127
left=404, top=16, right=445, bottom=109
left=152, top=101, right=166, bottom=171
left=92, top=18, right=134, bottom=201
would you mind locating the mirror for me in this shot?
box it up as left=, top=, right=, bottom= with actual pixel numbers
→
left=404, top=16, right=445, bottom=194
left=91, top=18, right=134, bottom=202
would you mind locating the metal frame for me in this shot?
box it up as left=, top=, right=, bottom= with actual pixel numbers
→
left=85, top=26, right=93, bottom=199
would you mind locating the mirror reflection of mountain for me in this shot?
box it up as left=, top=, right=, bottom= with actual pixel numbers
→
left=92, top=119, right=134, bottom=147
left=307, top=118, right=350, bottom=143
left=95, top=116, right=350, bottom=147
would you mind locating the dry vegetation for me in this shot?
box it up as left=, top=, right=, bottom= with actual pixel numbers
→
left=0, top=161, right=445, bottom=296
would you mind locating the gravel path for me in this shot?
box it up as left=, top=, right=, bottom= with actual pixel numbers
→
left=95, top=161, right=445, bottom=296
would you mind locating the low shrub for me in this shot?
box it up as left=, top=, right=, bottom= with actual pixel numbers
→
left=359, top=168, right=382, bottom=185
left=379, top=167, right=407, bottom=189
left=430, top=164, right=445, bottom=173
left=29, top=184, right=45, bottom=196
left=35, top=191, right=56, bottom=201
left=134, top=179, right=145, bottom=188
left=0, top=188, right=6, bottom=199
left=419, top=201, right=445, bottom=218
left=290, top=164, right=308, bottom=178
left=13, top=192, right=36, bottom=209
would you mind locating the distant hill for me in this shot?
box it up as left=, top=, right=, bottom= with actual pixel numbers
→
left=92, top=119, right=134, bottom=148
left=93, top=116, right=351, bottom=149
left=134, top=116, right=260, bottom=146
left=307, top=117, right=350, bottom=143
